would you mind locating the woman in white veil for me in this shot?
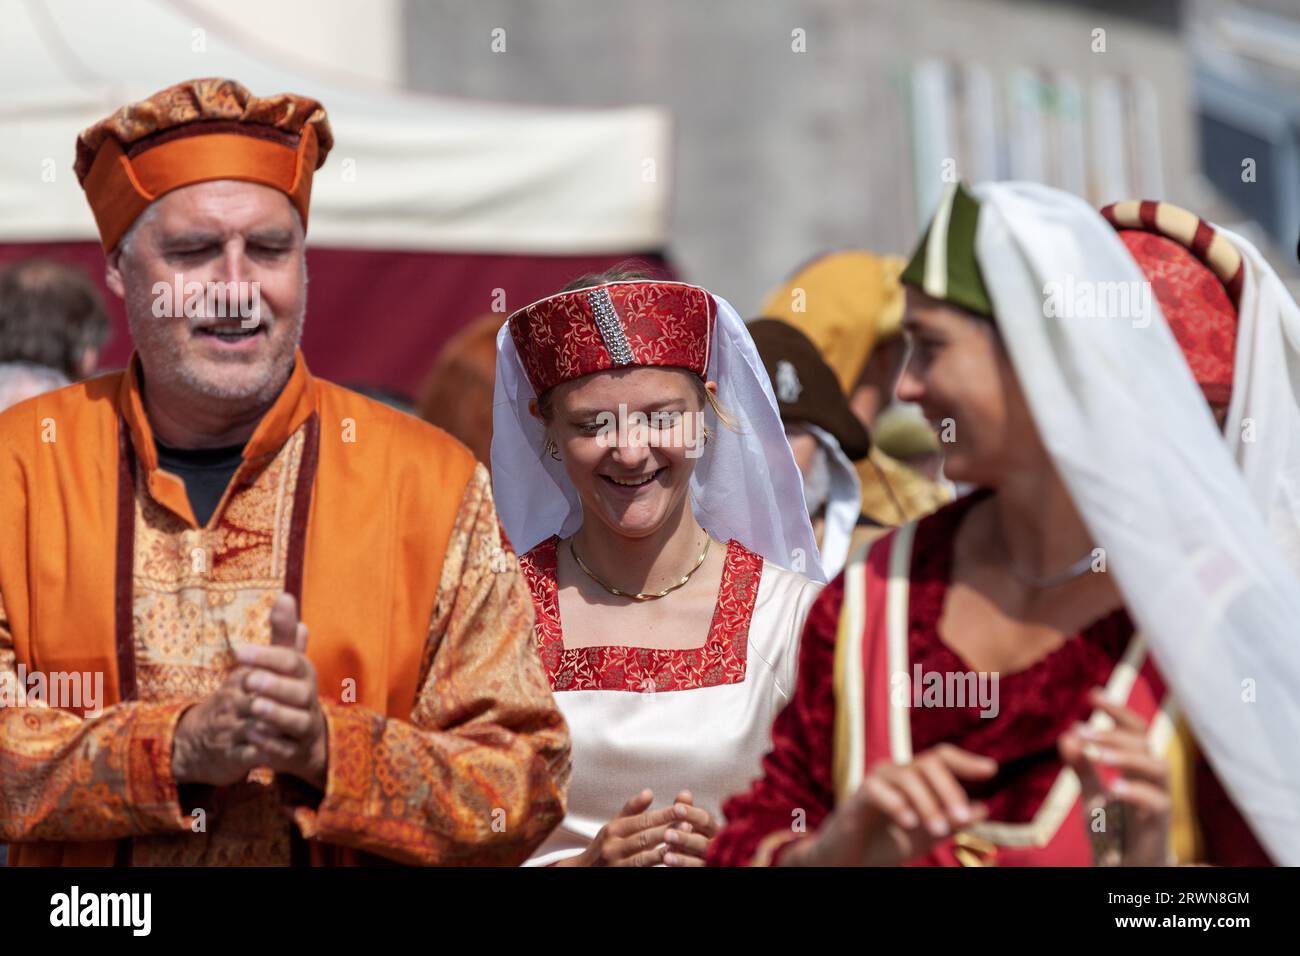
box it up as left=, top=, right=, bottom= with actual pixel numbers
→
left=492, top=268, right=824, bottom=866
left=710, top=182, right=1300, bottom=868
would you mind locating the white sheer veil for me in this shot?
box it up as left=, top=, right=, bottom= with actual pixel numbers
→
left=973, top=181, right=1300, bottom=864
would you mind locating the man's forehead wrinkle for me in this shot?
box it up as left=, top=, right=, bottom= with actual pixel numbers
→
left=153, top=183, right=298, bottom=229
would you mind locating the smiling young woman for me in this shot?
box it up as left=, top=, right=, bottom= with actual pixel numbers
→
left=709, top=182, right=1300, bottom=868
left=492, top=270, right=825, bottom=866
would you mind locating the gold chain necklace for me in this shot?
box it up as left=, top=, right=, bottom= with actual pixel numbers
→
left=570, top=535, right=710, bottom=602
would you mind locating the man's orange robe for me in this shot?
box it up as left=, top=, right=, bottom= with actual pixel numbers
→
left=0, top=351, right=569, bottom=865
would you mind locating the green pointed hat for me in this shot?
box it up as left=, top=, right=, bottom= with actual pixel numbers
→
left=900, top=182, right=993, bottom=318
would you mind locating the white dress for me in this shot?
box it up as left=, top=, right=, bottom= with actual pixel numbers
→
left=519, top=536, right=823, bottom=865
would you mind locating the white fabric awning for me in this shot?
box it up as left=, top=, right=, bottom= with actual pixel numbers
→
left=0, top=0, right=672, bottom=253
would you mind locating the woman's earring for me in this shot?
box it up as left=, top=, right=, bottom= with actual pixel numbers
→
left=543, top=437, right=560, bottom=461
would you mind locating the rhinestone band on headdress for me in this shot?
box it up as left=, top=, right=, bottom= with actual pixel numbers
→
left=586, top=287, right=635, bottom=366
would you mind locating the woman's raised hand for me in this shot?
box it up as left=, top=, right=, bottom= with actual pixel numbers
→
left=786, top=744, right=997, bottom=866
left=1059, top=688, right=1172, bottom=867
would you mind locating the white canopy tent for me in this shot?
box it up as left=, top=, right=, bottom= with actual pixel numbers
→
left=0, top=0, right=672, bottom=253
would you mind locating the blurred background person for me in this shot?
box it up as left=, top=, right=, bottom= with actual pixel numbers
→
left=0, top=259, right=110, bottom=380
left=761, top=251, right=952, bottom=527
left=0, top=362, right=69, bottom=413
left=343, top=382, right=418, bottom=416
left=749, top=317, right=883, bottom=576
left=416, top=314, right=502, bottom=466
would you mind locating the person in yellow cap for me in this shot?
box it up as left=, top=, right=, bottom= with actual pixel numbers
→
left=761, top=251, right=950, bottom=529
left=0, top=78, right=569, bottom=866
left=748, top=318, right=886, bottom=575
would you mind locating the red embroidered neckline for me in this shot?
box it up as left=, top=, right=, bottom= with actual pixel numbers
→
left=519, top=536, right=763, bottom=693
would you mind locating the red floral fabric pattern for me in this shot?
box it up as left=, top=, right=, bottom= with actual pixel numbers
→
left=519, top=536, right=761, bottom=693
left=1118, top=231, right=1238, bottom=408
left=508, top=281, right=716, bottom=395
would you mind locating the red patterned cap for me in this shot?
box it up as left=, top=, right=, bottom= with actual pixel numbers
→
left=508, top=280, right=716, bottom=395
left=1101, top=200, right=1243, bottom=409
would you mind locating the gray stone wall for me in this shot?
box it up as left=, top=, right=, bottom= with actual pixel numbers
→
left=402, top=0, right=1202, bottom=312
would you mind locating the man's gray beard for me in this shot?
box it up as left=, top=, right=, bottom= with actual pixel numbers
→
left=125, top=280, right=305, bottom=411
left=173, top=311, right=304, bottom=406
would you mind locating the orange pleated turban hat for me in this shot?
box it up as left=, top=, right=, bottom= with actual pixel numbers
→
left=75, top=77, right=334, bottom=252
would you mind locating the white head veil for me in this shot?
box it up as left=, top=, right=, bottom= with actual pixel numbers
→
left=804, top=423, right=863, bottom=579
left=1216, top=224, right=1300, bottom=578
left=491, top=284, right=825, bottom=581
left=971, top=181, right=1300, bottom=864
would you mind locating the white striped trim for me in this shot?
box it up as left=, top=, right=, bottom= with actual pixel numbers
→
left=835, top=544, right=869, bottom=801
left=922, top=182, right=958, bottom=300
left=886, top=522, right=918, bottom=762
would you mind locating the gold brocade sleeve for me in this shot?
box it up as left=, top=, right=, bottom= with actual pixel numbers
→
left=0, top=588, right=192, bottom=844
left=289, top=463, right=571, bottom=865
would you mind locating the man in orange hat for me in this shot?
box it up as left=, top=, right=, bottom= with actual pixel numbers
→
left=0, top=78, right=569, bottom=866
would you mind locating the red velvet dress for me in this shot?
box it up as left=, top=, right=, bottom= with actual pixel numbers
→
left=710, top=491, right=1181, bottom=867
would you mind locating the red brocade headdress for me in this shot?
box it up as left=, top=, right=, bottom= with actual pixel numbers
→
left=1101, top=200, right=1244, bottom=409
left=507, top=281, right=717, bottom=396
